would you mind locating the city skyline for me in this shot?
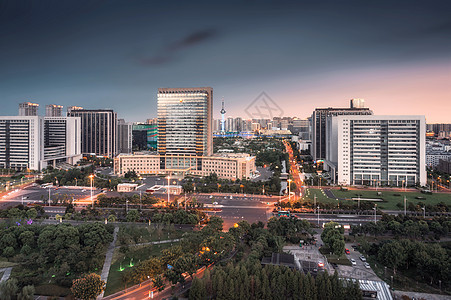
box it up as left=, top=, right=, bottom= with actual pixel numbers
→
left=0, top=1, right=450, bottom=122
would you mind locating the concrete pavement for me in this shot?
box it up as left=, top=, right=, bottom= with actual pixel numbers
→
left=0, top=267, right=12, bottom=283
left=98, top=226, right=119, bottom=299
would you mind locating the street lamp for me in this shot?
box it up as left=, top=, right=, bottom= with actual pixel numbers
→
left=167, top=175, right=171, bottom=206
left=89, top=174, right=94, bottom=209
left=317, top=206, right=320, bottom=226
left=421, top=206, right=425, bottom=218
left=287, top=179, right=292, bottom=202
left=404, top=196, right=407, bottom=216
left=373, top=204, right=377, bottom=224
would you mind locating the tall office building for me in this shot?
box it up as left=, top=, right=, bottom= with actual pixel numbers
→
left=157, top=87, right=213, bottom=156
left=0, top=116, right=81, bottom=170
left=117, top=119, right=133, bottom=154
left=132, top=123, right=157, bottom=151
left=67, top=109, right=117, bottom=157
left=45, top=104, right=63, bottom=117
left=326, top=115, right=426, bottom=186
left=19, top=102, right=39, bottom=116
left=311, top=105, right=373, bottom=161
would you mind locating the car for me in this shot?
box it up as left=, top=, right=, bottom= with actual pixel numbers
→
left=360, top=255, right=366, bottom=262
left=364, top=262, right=370, bottom=269
left=81, top=189, right=86, bottom=192
left=209, top=195, right=213, bottom=199
left=213, top=202, right=218, bottom=205
left=350, top=259, right=356, bottom=266
left=317, top=261, right=324, bottom=268
left=345, top=248, right=350, bottom=254
left=230, top=196, right=233, bottom=199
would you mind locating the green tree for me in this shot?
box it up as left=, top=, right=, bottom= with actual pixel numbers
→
left=189, top=277, right=206, bottom=300
left=152, top=275, right=166, bottom=292
left=18, top=285, right=35, bottom=300
left=71, top=273, right=105, bottom=300
left=378, top=241, right=406, bottom=275
left=126, top=209, right=140, bottom=222
left=0, top=278, right=19, bottom=300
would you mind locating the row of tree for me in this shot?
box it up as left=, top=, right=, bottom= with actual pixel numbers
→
left=375, top=239, right=449, bottom=288
left=189, top=261, right=362, bottom=300
left=351, top=215, right=451, bottom=239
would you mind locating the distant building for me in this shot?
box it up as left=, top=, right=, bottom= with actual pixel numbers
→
left=132, top=123, right=157, bottom=151
left=350, top=98, right=365, bottom=108
left=426, top=140, right=451, bottom=167
left=45, top=104, right=63, bottom=117
left=427, top=123, right=451, bottom=138
left=311, top=105, right=373, bottom=161
left=67, top=109, right=117, bottom=157
left=19, top=102, right=39, bottom=116
left=437, top=158, right=451, bottom=174
left=117, top=119, right=133, bottom=154
left=326, top=115, right=426, bottom=186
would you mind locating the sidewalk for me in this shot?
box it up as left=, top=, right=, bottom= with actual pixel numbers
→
left=98, top=226, right=119, bottom=299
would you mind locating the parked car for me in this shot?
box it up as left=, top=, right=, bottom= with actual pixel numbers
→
left=317, top=261, right=324, bottom=268
left=360, top=255, right=366, bottom=262
left=345, top=248, right=350, bottom=254
left=364, top=262, right=370, bottom=269
left=350, top=259, right=356, bottom=266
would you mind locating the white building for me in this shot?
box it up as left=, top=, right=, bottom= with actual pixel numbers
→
left=326, top=115, right=426, bottom=186
left=0, top=116, right=81, bottom=171
left=114, top=152, right=256, bottom=180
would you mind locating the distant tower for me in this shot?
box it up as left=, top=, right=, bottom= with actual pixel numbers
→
left=220, top=97, right=226, bottom=133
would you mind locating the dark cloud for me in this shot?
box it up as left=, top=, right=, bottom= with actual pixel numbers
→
left=137, top=28, right=218, bottom=66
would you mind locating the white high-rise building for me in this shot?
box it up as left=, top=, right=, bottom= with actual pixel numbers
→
left=0, top=116, right=81, bottom=170
left=45, top=104, right=63, bottom=117
left=326, top=115, right=426, bottom=186
left=19, top=102, right=39, bottom=116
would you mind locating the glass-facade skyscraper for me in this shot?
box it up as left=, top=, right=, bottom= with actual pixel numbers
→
left=157, top=87, right=213, bottom=157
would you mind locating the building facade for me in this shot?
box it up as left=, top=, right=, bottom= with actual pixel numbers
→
left=326, top=115, right=426, bottom=186
left=0, top=116, right=81, bottom=170
left=117, top=119, right=132, bottom=154
left=311, top=105, right=373, bottom=161
left=67, top=109, right=117, bottom=157
left=132, top=123, right=157, bottom=151
left=157, top=87, right=213, bottom=157
left=45, top=104, right=63, bottom=117
left=19, top=102, right=39, bottom=116
left=114, top=152, right=256, bottom=180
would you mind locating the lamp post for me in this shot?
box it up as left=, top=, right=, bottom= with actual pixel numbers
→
left=126, top=200, right=129, bottom=212
left=48, top=186, right=51, bottom=206
left=89, top=174, right=94, bottom=209
left=404, top=196, right=407, bottom=216
left=288, top=179, right=292, bottom=202
left=140, top=190, right=142, bottom=210
left=373, top=204, right=377, bottom=224
left=167, top=175, right=170, bottom=206
left=422, top=206, right=425, bottom=218
left=317, top=206, right=320, bottom=226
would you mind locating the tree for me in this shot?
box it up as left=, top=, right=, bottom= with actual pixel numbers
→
left=189, top=277, right=206, bottom=300
left=71, top=273, right=105, bottom=300
left=0, top=278, right=19, bottom=300
left=18, top=285, right=35, bottom=300
left=378, top=241, right=406, bottom=275
left=152, top=275, right=166, bottom=292
left=126, top=209, right=140, bottom=222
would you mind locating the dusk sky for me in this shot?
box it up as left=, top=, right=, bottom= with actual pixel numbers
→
left=1, top=0, right=450, bottom=122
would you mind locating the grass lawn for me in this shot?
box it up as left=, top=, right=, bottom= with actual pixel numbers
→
left=34, top=284, right=72, bottom=297
left=331, top=189, right=451, bottom=210
left=302, top=188, right=336, bottom=204
left=319, top=247, right=351, bottom=266
left=117, top=225, right=187, bottom=245
left=104, top=242, right=175, bottom=296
